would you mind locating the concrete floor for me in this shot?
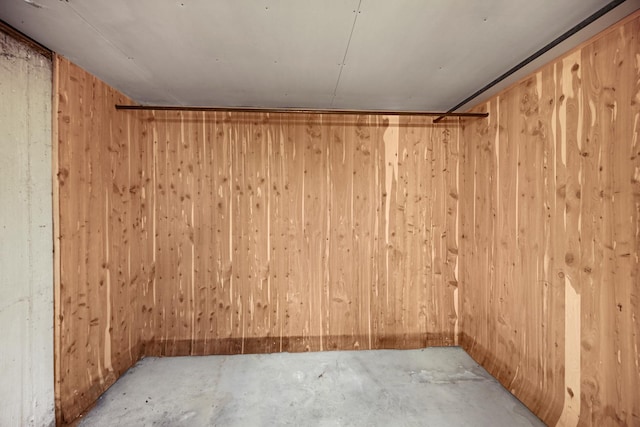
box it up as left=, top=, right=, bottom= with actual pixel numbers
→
left=78, top=347, right=544, bottom=427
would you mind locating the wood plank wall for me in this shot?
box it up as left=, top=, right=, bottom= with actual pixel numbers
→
left=139, top=112, right=460, bottom=356
left=57, top=14, right=640, bottom=424
left=55, top=56, right=155, bottom=423
left=459, top=12, right=640, bottom=427
left=55, top=58, right=462, bottom=421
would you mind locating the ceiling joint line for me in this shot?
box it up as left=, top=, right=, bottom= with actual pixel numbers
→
left=330, top=0, right=363, bottom=107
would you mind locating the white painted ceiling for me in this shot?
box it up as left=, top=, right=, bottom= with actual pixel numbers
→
left=1, top=0, right=638, bottom=111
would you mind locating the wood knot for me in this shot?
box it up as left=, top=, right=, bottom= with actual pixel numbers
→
left=565, top=253, right=575, bottom=265
left=57, top=168, right=70, bottom=185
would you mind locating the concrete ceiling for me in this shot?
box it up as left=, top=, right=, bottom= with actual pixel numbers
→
left=1, top=0, right=638, bottom=111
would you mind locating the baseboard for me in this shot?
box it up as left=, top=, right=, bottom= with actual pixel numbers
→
left=142, top=333, right=457, bottom=357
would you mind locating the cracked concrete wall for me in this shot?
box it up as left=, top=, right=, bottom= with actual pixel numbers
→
left=0, top=30, right=54, bottom=426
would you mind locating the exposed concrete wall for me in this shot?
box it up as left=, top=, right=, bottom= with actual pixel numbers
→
left=0, top=30, right=54, bottom=426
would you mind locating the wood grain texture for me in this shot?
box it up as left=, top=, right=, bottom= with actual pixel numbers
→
left=55, top=59, right=462, bottom=422
left=55, top=56, right=154, bottom=423
left=55, top=14, right=640, bottom=425
left=140, top=113, right=461, bottom=355
left=459, top=12, right=640, bottom=427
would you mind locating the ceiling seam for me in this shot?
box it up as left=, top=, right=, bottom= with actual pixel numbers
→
left=330, top=0, right=362, bottom=107
left=63, top=2, right=181, bottom=105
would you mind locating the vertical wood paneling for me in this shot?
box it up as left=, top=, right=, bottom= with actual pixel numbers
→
left=327, top=117, right=355, bottom=349
left=55, top=56, right=152, bottom=423
left=137, top=113, right=460, bottom=355
left=56, top=53, right=460, bottom=424
left=54, top=11, right=639, bottom=427
left=304, top=114, right=329, bottom=352
left=460, top=12, right=640, bottom=427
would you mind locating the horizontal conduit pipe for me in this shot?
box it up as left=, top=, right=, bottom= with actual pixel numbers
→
left=115, top=104, right=488, bottom=119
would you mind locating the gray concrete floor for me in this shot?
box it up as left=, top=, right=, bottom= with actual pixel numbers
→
left=78, top=347, right=544, bottom=427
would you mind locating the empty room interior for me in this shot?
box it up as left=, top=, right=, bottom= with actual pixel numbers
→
left=1, top=1, right=639, bottom=426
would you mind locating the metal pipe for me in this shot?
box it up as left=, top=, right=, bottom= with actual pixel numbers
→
left=115, top=104, right=489, bottom=118
left=433, top=0, right=627, bottom=123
